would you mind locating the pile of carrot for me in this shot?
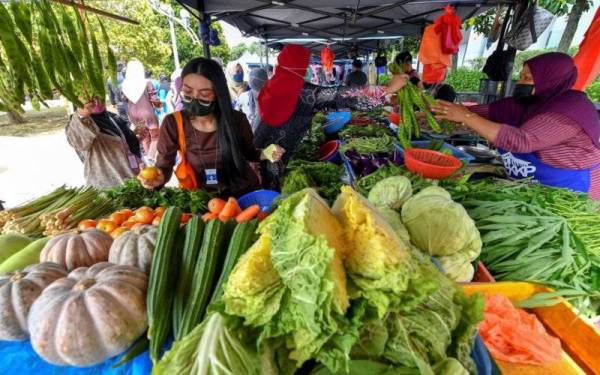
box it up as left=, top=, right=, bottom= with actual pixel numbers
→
left=202, top=197, right=268, bottom=223
left=479, top=294, right=562, bottom=366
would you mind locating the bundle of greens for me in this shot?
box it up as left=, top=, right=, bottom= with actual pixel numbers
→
left=293, top=115, right=327, bottom=162
left=356, top=164, right=433, bottom=196
left=281, top=161, right=344, bottom=203
left=102, top=179, right=213, bottom=213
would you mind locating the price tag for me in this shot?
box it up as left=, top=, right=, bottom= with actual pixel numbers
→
left=205, top=168, right=218, bottom=185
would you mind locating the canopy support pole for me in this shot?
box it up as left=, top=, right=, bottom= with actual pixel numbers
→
left=197, top=0, right=211, bottom=59
left=264, top=37, right=269, bottom=70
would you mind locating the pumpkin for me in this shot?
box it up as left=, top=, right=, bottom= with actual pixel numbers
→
left=108, top=224, right=157, bottom=273
left=40, top=229, right=112, bottom=271
left=28, top=262, right=148, bottom=367
left=0, top=262, right=67, bottom=341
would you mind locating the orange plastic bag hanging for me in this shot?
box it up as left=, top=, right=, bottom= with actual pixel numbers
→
left=573, top=7, right=600, bottom=91
left=321, top=46, right=334, bottom=72
left=418, top=25, right=451, bottom=66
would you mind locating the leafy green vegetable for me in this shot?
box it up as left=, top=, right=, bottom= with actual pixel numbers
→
left=282, top=161, right=344, bottom=203
left=153, top=313, right=261, bottom=375
left=356, top=164, right=432, bottom=197
left=102, top=179, right=213, bottom=213
left=293, top=114, right=327, bottom=162
left=368, top=176, right=413, bottom=210
left=401, top=187, right=482, bottom=258
left=339, top=124, right=393, bottom=140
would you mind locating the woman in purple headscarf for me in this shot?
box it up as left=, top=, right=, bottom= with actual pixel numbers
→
left=432, top=52, right=600, bottom=199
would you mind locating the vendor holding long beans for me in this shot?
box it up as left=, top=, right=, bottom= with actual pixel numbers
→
left=137, top=57, right=285, bottom=196
left=431, top=52, right=600, bottom=200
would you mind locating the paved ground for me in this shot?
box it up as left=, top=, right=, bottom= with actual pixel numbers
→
left=0, top=131, right=85, bottom=208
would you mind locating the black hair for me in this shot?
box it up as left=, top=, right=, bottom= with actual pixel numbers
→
left=395, top=52, right=412, bottom=65
left=435, top=84, right=457, bottom=102
left=352, top=59, right=363, bottom=69
left=181, top=57, right=248, bottom=187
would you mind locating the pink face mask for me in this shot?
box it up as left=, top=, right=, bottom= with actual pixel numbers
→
left=92, top=102, right=106, bottom=114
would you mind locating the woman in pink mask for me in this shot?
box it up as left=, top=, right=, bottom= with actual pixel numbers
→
left=66, top=98, right=142, bottom=188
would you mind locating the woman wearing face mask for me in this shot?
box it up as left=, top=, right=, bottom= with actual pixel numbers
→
left=432, top=53, right=600, bottom=199
left=226, top=62, right=249, bottom=105
left=235, top=68, right=268, bottom=132
left=138, top=57, right=284, bottom=196
left=395, top=52, right=422, bottom=87
left=66, top=98, right=142, bottom=189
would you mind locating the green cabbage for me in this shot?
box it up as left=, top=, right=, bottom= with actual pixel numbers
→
left=401, top=186, right=482, bottom=258
left=376, top=206, right=411, bottom=245
left=368, top=176, right=413, bottom=209
left=437, top=251, right=477, bottom=283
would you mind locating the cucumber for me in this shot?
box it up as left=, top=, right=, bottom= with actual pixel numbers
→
left=178, top=219, right=230, bottom=338
left=0, top=237, right=49, bottom=274
left=147, top=207, right=182, bottom=364
left=172, top=216, right=205, bottom=340
left=209, top=220, right=259, bottom=305
left=0, top=233, right=32, bottom=265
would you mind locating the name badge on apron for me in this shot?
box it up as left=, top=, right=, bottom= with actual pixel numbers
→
left=127, top=153, right=140, bottom=172
left=205, top=168, right=218, bottom=185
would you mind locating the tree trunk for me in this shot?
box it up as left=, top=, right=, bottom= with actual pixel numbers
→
left=6, top=109, right=25, bottom=124
left=557, top=0, right=588, bottom=53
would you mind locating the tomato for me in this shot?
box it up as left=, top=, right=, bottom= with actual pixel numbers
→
left=139, top=166, right=160, bottom=180
left=109, top=212, right=126, bottom=226
left=97, top=219, right=118, bottom=233
left=121, top=219, right=137, bottom=229
left=77, top=219, right=97, bottom=231
left=110, top=227, right=130, bottom=239
left=119, top=209, right=134, bottom=220
left=134, top=207, right=155, bottom=224
left=181, top=213, right=192, bottom=224
left=152, top=215, right=162, bottom=226
left=154, top=207, right=166, bottom=216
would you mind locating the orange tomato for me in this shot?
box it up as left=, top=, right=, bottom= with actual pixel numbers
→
left=110, top=227, right=130, bottom=239
left=134, top=207, right=155, bottom=224
left=119, top=209, right=134, bottom=220
left=97, top=219, right=118, bottom=233
left=121, top=219, right=137, bottom=229
left=181, top=213, right=192, bottom=224
left=77, top=219, right=97, bottom=231
left=109, top=212, right=126, bottom=226
left=139, top=166, right=160, bottom=180
left=154, top=207, right=166, bottom=216
left=208, top=198, right=226, bottom=214
left=152, top=215, right=162, bottom=226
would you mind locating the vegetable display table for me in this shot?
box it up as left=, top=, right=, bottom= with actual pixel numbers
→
left=0, top=340, right=152, bottom=375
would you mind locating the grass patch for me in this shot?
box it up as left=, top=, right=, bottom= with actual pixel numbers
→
left=0, top=106, right=69, bottom=137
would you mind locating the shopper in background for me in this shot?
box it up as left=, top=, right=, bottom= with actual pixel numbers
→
left=122, top=60, right=162, bottom=163
left=226, top=62, right=249, bottom=105
left=345, top=59, right=368, bottom=88
left=395, top=52, right=422, bottom=87
left=166, top=68, right=183, bottom=114
left=235, top=68, right=268, bottom=132
left=107, top=61, right=128, bottom=119
left=66, top=98, right=142, bottom=189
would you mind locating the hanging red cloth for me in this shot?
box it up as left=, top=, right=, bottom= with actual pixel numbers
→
left=573, top=7, right=600, bottom=91
left=434, top=5, right=463, bottom=54
left=321, top=46, right=334, bottom=72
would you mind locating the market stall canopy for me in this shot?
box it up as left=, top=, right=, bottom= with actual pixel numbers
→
left=176, top=0, right=511, bottom=45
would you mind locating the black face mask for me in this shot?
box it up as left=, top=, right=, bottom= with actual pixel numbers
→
left=513, top=84, right=535, bottom=103
left=183, top=99, right=216, bottom=117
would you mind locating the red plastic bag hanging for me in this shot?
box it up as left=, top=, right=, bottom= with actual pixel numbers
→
left=434, top=5, right=463, bottom=55
left=321, top=46, right=334, bottom=72
left=573, top=7, right=600, bottom=91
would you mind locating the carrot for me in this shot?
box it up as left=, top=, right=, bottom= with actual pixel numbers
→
left=202, top=212, right=218, bottom=221
left=236, top=205, right=261, bottom=223
left=218, top=198, right=241, bottom=220
left=208, top=198, right=226, bottom=214
left=256, top=211, right=270, bottom=221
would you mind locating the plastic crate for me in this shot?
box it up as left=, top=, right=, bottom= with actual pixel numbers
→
left=395, top=140, right=475, bottom=164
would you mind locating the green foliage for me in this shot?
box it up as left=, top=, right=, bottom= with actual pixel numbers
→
left=445, top=68, right=485, bottom=92
left=586, top=81, right=600, bottom=103
left=230, top=43, right=247, bottom=61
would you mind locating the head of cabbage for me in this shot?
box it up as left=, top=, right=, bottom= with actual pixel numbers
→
left=367, top=176, right=412, bottom=210
left=401, top=186, right=482, bottom=258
